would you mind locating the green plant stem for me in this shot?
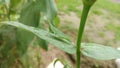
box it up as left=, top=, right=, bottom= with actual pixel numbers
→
left=76, top=5, right=91, bottom=68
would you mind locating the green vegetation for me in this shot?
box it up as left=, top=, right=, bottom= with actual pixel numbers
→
left=0, top=0, right=120, bottom=68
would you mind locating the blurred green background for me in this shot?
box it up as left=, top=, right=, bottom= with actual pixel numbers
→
left=57, top=0, right=120, bottom=47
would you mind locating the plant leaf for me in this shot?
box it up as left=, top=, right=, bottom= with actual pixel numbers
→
left=17, top=1, right=40, bottom=55
left=35, top=0, right=56, bottom=21
left=49, top=23, right=71, bottom=41
left=37, top=0, right=58, bottom=25
left=36, top=0, right=47, bottom=12
left=1, top=21, right=76, bottom=54
left=37, top=38, right=48, bottom=50
left=19, top=1, right=40, bottom=26
left=43, top=0, right=57, bottom=21
left=81, top=43, right=120, bottom=60
left=31, top=0, right=59, bottom=51
left=36, top=13, right=48, bottom=50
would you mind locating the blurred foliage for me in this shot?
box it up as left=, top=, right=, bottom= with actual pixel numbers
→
left=0, top=0, right=75, bottom=67
left=0, top=0, right=64, bottom=67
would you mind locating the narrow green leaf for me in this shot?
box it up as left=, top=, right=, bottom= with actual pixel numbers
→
left=1, top=21, right=76, bottom=54
left=81, top=43, right=120, bottom=60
